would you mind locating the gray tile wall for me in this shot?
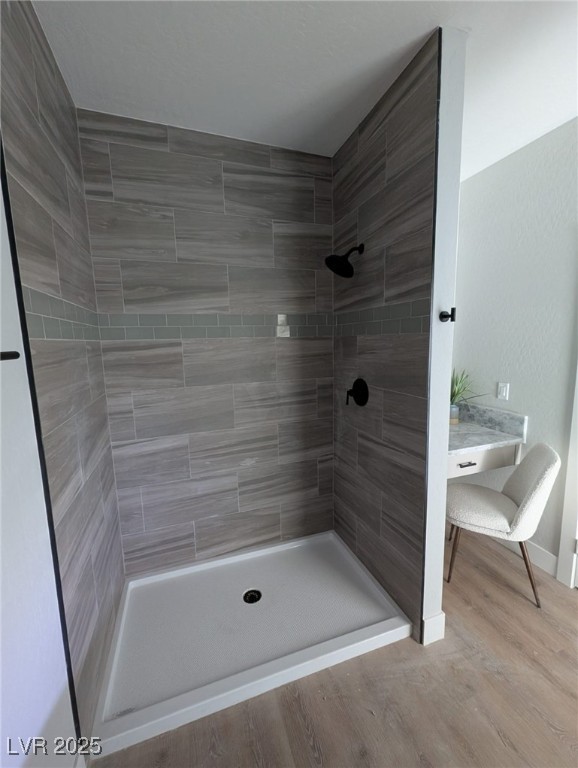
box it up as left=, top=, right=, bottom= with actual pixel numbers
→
left=77, top=108, right=335, bottom=575
left=331, top=31, right=439, bottom=633
left=1, top=0, right=124, bottom=733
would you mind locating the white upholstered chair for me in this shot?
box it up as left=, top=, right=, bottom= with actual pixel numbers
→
left=446, top=443, right=561, bottom=607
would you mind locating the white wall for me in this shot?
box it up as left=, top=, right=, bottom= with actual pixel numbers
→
left=453, top=118, right=578, bottom=557
left=0, top=181, right=80, bottom=766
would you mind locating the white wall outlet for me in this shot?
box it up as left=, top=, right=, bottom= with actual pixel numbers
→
left=497, top=382, right=510, bottom=400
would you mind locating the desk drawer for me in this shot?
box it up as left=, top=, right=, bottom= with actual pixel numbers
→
left=447, top=445, right=517, bottom=479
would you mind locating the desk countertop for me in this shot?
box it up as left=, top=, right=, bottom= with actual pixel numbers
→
left=448, top=423, right=524, bottom=455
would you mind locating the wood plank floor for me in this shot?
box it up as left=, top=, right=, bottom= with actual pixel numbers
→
left=95, top=531, right=578, bottom=768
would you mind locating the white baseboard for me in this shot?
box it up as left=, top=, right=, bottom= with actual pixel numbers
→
left=495, top=538, right=558, bottom=577
left=421, top=611, right=446, bottom=645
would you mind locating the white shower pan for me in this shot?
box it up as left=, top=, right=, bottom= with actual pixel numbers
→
left=93, top=531, right=411, bottom=755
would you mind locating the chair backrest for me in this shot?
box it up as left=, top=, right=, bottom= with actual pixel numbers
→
left=502, top=443, right=561, bottom=540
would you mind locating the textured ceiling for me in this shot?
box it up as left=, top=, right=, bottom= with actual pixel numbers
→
left=34, top=1, right=577, bottom=179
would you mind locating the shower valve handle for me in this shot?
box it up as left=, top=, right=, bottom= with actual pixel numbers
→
left=346, top=378, right=369, bottom=407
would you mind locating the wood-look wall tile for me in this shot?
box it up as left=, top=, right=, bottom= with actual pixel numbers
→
left=234, top=381, right=317, bottom=425
left=142, top=472, right=238, bottom=531
left=314, top=178, right=332, bottom=225
left=75, top=587, right=117, bottom=734
left=276, top=337, right=332, bottom=380
left=30, top=340, right=91, bottom=435
left=121, top=260, right=229, bottom=313
left=318, top=456, right=333, bottom=496
left=333, top=210, right=357, bottom=254
left=55, top=467, right=104, bottom=584
left=93, top=258, right=123, bottom=313
left=1, top=1, right=38, bottom=124
left=195, top=506, right=280, bottom=560
left=358, top=31, right=438, bottom=152
left=91, top=510, right=124, bottom=614
left=53, top=223, right=96, bottom=311
left=335, top=423, right=358, bottom=470
left=281, top=495, right=333, bottom=540
left=107, top=392, right=135, bottom=442
left=2, top=81, right=71, bottom=233
left=382, top=389, right=427, bottom=459
left=338, top=384, right=383, bottom=439
left=87, top=200, right=176, bottom=261
left=356, top=518, right=422, bottom=628
left=358, top=152, right=435, bottom=251
left=43, top=417, right=83, bottom=526
left=273, top=222, right=332, bottom=271
left=67, top=171, right=91, bottom=252
left=386, top=69, right=438, bottom=182
left=86, top=341, right=105, bottom=401
left=278, top=418, right=332, bottom=464
left=98, top=446, right=118, bottom=525
left=76, top=396, right=109, bottom=481
left=334, top=497, right=357, bottom=551
left=357, top=333, right=429, bottom=397
left=175, top=209, right=273, bottom=268
left=183, top=338, right=275, bottom=386
left=334, top=460, right=380, bottom=534
left=270, top=147, right=331, bottom=179
left=7, top=175, right=60, bottom=296
left=381, top=489, right=424, bottom=553
left=238, top=460, right=318, bottom=512
left=79, top=138, right=113, bottom=200
left=102, top=340, right=184, bottom=393
left=228, top=266, right=315, bottom=314
left=30, top=18, right=79, bottom=175
left=333, top=129, right=358, bottom=178
left=223, top=164, right=314, bottom=223
left=334, top=246, right=384, bottom=313
left=122, top=522, right=196, bottom=577
left=315, top=268, right=333, bottom=313
left=110, top=143, right=223, bottom=211
left=112, top=435, right=190, bottom=489
left=62, top=556, right=99, bottom=679
left=77, top=108, right=168, bottom=150
left=117, top=488, right=144, bottom=535
left=334, top=336, right=358, bottom=384
left=168, top=126, right=270, bottom=167
left=384, top=227, right=432, bottom=303
left=189, top=424, right=278, bottom=473
left=317, top=378, right=333, bottom=419
left=133, top=385, right=234, bottom=439
left=357, top=432, right=425, bottom=520
left=333, top=130, right=386, bottom=224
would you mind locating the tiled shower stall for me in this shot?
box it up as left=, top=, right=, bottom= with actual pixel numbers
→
left=2, top=0, right=440, bottom=737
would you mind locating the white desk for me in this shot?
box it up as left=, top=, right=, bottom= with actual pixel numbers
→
left=447, top=405, right=527, bottom=479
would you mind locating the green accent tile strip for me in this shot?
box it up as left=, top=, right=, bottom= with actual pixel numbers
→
left=139, top=314, right=166, bottom=326
left=125, top=327, right=155, bottom=340
left=167, top=314, right=194, bottom=326
left=181, top=327, right=207, bottom=338
left=206, top=327, right=231, bottom=338
left=109, top=313, right=140, bottom=326
left=100, top=327, right=126, bottom=340
left=154, top=327, right=181, bottom=339
left=25, top=313, right=45, bottom=339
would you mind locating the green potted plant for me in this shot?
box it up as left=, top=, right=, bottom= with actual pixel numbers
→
left=450, top=369, right=477, bottom=425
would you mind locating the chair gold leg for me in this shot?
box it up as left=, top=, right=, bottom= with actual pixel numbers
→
left=447, top=527, right=462, bottom=583
left=449, top=524, right=455, bottom=542
left=519, top=541, right=541, bottom=608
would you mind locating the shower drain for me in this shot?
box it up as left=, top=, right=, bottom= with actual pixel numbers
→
left=243, top=589, right=262, bottom=604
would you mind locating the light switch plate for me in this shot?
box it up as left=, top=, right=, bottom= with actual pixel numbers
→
left=497, top=382, right=510, bottom=400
